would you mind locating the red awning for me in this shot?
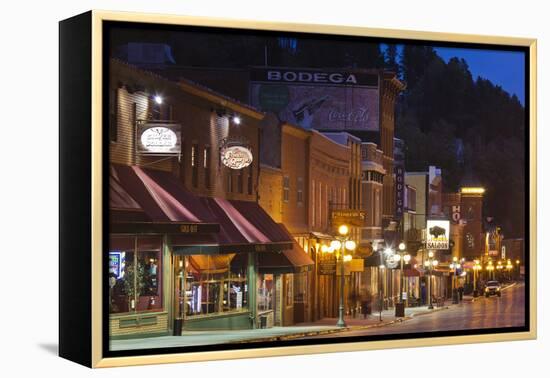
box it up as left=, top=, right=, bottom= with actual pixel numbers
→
left=172, top=198, right=294, bottom=253
left=111, top=165, right=217, bottom=223
left=110, top=165, right=293, bottom=253
left=110, top=165, right=142, bottom=211
left=110, top=165, right=219, bottom=233
left=258, top=224, right=314, bottom=273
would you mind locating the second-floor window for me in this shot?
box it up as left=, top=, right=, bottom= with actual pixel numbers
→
left=247, top=165, right=253, bottom=195
left=203, top=146, right=211, bottom=189
left=237, top=169, right=244, bottom=193
left=283, top=176, right=290, bottom=202
left=297, top=177, right=304, bottom=205
left=109, top=88, right=118, bottom=142
left=191, top=144, right=198, bottom=188
left=227, top=171, right=233, bottom=192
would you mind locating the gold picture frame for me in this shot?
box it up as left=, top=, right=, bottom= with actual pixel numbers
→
left=59, top=10, right=537, bottom=368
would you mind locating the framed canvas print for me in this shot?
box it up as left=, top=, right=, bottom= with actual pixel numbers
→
left=59, top=10, right=537, bottom=368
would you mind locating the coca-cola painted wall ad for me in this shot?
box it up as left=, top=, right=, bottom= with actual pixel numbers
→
left=250, top=68, right=379, bottom=131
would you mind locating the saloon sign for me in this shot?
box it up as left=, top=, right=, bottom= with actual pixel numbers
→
left=220, top=138, right=253, bottom=170
left=426, top=220, right=450, bottom=250
left=136, top=121, right=181, bottom=155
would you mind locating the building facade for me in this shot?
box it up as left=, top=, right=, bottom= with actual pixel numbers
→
left=108, top=59, right=313, bottom=339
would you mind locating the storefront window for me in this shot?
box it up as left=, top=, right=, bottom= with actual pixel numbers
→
left=257, top=274, right=274, bottom=311
left=183, top=253, right=248, bottom=317
left=109, top=236, right=163, bottom=314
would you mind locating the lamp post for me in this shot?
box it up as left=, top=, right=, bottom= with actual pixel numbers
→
left=424, top=251, right=438, bottom=309
left=486, top=260, right=495, bottom=280
left=378, top=263, right=385, bottom=322
left=331, top=225, right=356, bottom=328
left=473, top=260, right=482, bottom=297
left=496, top=260, right=503, bottom=281
left=450, top=256, right=461, bottom=304
left=506, top=260, right=513, bottom=281
left=394, top=242, right=411, bottom=317
left=515, top=259, right=521, bottom=280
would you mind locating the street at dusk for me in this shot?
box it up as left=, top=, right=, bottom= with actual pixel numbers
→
left=302, top=282, right=525, bottom=339
left=101, top=22, right=528, bottom=353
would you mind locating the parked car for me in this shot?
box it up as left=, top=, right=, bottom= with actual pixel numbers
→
left=484, top=280, right=502, bottom=297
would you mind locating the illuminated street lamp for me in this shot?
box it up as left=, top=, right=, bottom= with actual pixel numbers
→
left=496, top=260, right=504, bottom=280
left=486, top=260, right=495, bottom=280
left=473, top=260, right=482, bottom=297
left=506, top=259, right=514, bottom=281
left=424, top=252, right=439, bottom=309
left=332, top=224, right=356, bottom=327
left=395, top=242, right=411, bottom=317
left=378, top=264, right=385, bottom=322
left=449, top=256, right=461, bottom=304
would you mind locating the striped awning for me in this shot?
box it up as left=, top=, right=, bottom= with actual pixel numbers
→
left=110, top=165, right=219, bottom=234
left=172, top=198, right=293, bottom=254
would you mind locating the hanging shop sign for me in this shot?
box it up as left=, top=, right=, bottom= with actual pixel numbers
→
left=330, top=209, right=367, bottom=227
left=319, top=257, right=337, bottom=275
left=220, top=138, right=253, bottom=169
left=136, top=121, right=181, bottom=155
left=426, top=219, right=451, bottom=250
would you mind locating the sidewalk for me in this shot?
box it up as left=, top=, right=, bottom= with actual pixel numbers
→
left=253, top=304, right=450, bottom=342
left=110, top=304, right=449, bottom=351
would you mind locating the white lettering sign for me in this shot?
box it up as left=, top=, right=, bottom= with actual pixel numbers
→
left=140, top=127, right=178, bottom=153
left=221, top=145, right=253, bottom=170
left=266, top=70, right=358, bottom=85
left=426, top=220, right=451, bottom=250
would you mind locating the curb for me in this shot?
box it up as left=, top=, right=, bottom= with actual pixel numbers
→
left=236, top=306, right=451, bottom=344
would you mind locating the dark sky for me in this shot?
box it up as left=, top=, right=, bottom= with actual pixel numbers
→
left=434, top=47, right=525, bottom=104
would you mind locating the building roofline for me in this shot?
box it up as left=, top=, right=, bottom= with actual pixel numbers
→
left=111, top=58, right=265, bottom=120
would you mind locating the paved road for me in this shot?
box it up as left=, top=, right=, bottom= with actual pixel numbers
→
left=304, top=282, right=526, bottom=339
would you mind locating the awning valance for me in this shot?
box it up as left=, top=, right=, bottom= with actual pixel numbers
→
left=258, top=225, right=314, bottom=274
left=110, top=165, right=294, bottom=254
left=171, top=199, right=294, bottom=254
left=110, top=165, right=219, bottom=234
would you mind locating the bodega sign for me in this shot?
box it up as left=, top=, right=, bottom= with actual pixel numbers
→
left=426, top=220, right=450, bottom=250
left=251, top=68, right=379, bottom=87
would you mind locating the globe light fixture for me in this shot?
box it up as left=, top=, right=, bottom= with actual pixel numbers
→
left=403, top=254, right=411, bottom=263
left=398, top=242, right=406, bottom=251
left=345, top=240, right=356, bottom=251
left=331, top=240, right=342, bottom=250
left=338, top=224, right=349, bottom=236
left=154, top=95, right=163, bottom=104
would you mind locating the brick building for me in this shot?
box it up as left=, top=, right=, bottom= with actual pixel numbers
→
left=108, top=59, right=313, bottom=338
